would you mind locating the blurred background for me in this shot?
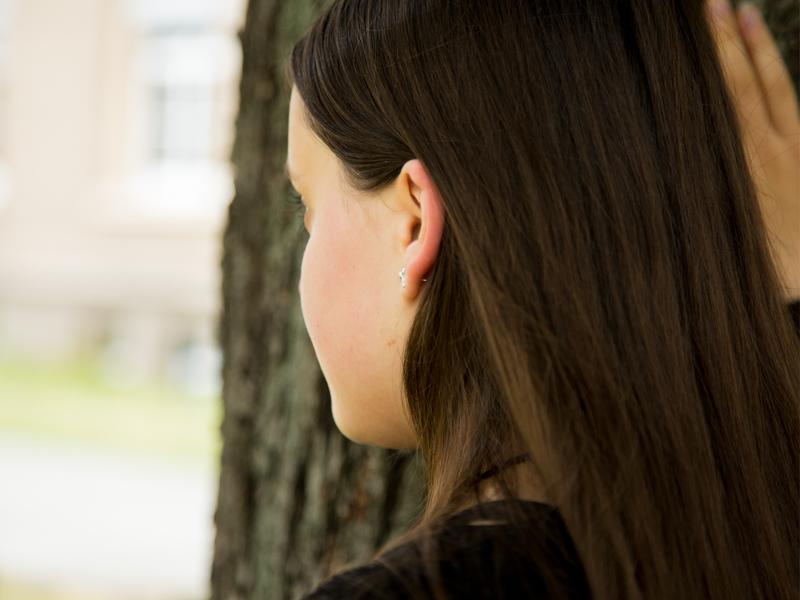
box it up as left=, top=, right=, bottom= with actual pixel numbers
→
left=0, top=0, right=246, bottom=598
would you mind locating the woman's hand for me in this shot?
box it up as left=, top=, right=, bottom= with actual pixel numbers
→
left=707, top=0, right=800, bottom=300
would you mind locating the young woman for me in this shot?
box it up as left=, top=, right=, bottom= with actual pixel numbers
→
left=282, top=0, right=800, bottom=598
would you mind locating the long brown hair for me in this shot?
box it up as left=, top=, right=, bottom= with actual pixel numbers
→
left=285, top=1, right=800, bottom=598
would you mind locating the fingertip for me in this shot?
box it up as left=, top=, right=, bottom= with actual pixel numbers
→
left=738, top=3, right=762, bottom=36
left=709, top=0, right=733, bottom=20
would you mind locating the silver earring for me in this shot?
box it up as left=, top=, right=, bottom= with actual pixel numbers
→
left=399, top=266, right=427, bottom=288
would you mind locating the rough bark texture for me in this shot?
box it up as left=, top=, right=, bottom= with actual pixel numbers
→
left=209, top=2, right=424, bottom=599
left=210, top=1, right=796, bottom=599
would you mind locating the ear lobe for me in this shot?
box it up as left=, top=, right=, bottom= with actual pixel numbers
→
left=401, top=161, right=444, bottom=300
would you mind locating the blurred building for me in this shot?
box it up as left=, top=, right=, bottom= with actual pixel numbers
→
left=0, top=0, right=246, bottom=394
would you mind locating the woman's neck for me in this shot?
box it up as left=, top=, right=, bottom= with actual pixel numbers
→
left=456, top=456, right=552, bottom=513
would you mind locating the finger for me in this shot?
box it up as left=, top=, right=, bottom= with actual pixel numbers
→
left=706, top=0, right=773, bottom=138
left=737, top=3, right=800, bottom=137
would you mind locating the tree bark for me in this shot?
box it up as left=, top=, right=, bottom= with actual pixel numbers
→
left=209, top=2, right=424, bottom=599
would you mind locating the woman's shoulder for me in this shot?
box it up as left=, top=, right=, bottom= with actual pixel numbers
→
left=302, top=552, right=414, bottom=599
left=302, top=499, right=591, bottom=599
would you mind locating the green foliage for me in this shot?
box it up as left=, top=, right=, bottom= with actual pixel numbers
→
left=0, top=353, right=221, bottom=464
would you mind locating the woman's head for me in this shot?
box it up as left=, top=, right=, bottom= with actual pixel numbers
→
left=285, top=1, right=800, bottom=598
left=286, top=87, right=444, bottom=449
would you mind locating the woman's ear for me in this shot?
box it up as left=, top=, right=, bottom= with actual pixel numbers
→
left=399, top=159, right=445, bottom=301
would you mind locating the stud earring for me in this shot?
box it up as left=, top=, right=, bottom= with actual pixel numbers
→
left=398, top=266, right=427, bottom=288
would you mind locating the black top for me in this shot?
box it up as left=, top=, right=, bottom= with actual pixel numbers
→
left=304, top=300, right=800, bottom=599
left=304, top=498, right=591, bottom=599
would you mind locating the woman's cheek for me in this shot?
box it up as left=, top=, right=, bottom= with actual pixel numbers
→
left=298, top=235, right=329, bottom=360
left=298, top=226, right=353, bottom=387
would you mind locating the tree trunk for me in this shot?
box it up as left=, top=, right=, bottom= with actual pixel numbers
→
left=209, top=2, right=424, bottom=599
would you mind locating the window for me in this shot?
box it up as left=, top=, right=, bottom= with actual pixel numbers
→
left=115, top=0, right=244, bottom=224
left=141, top=28, right=228, bottom=165
left=149, top=81, right=217, bottom=162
